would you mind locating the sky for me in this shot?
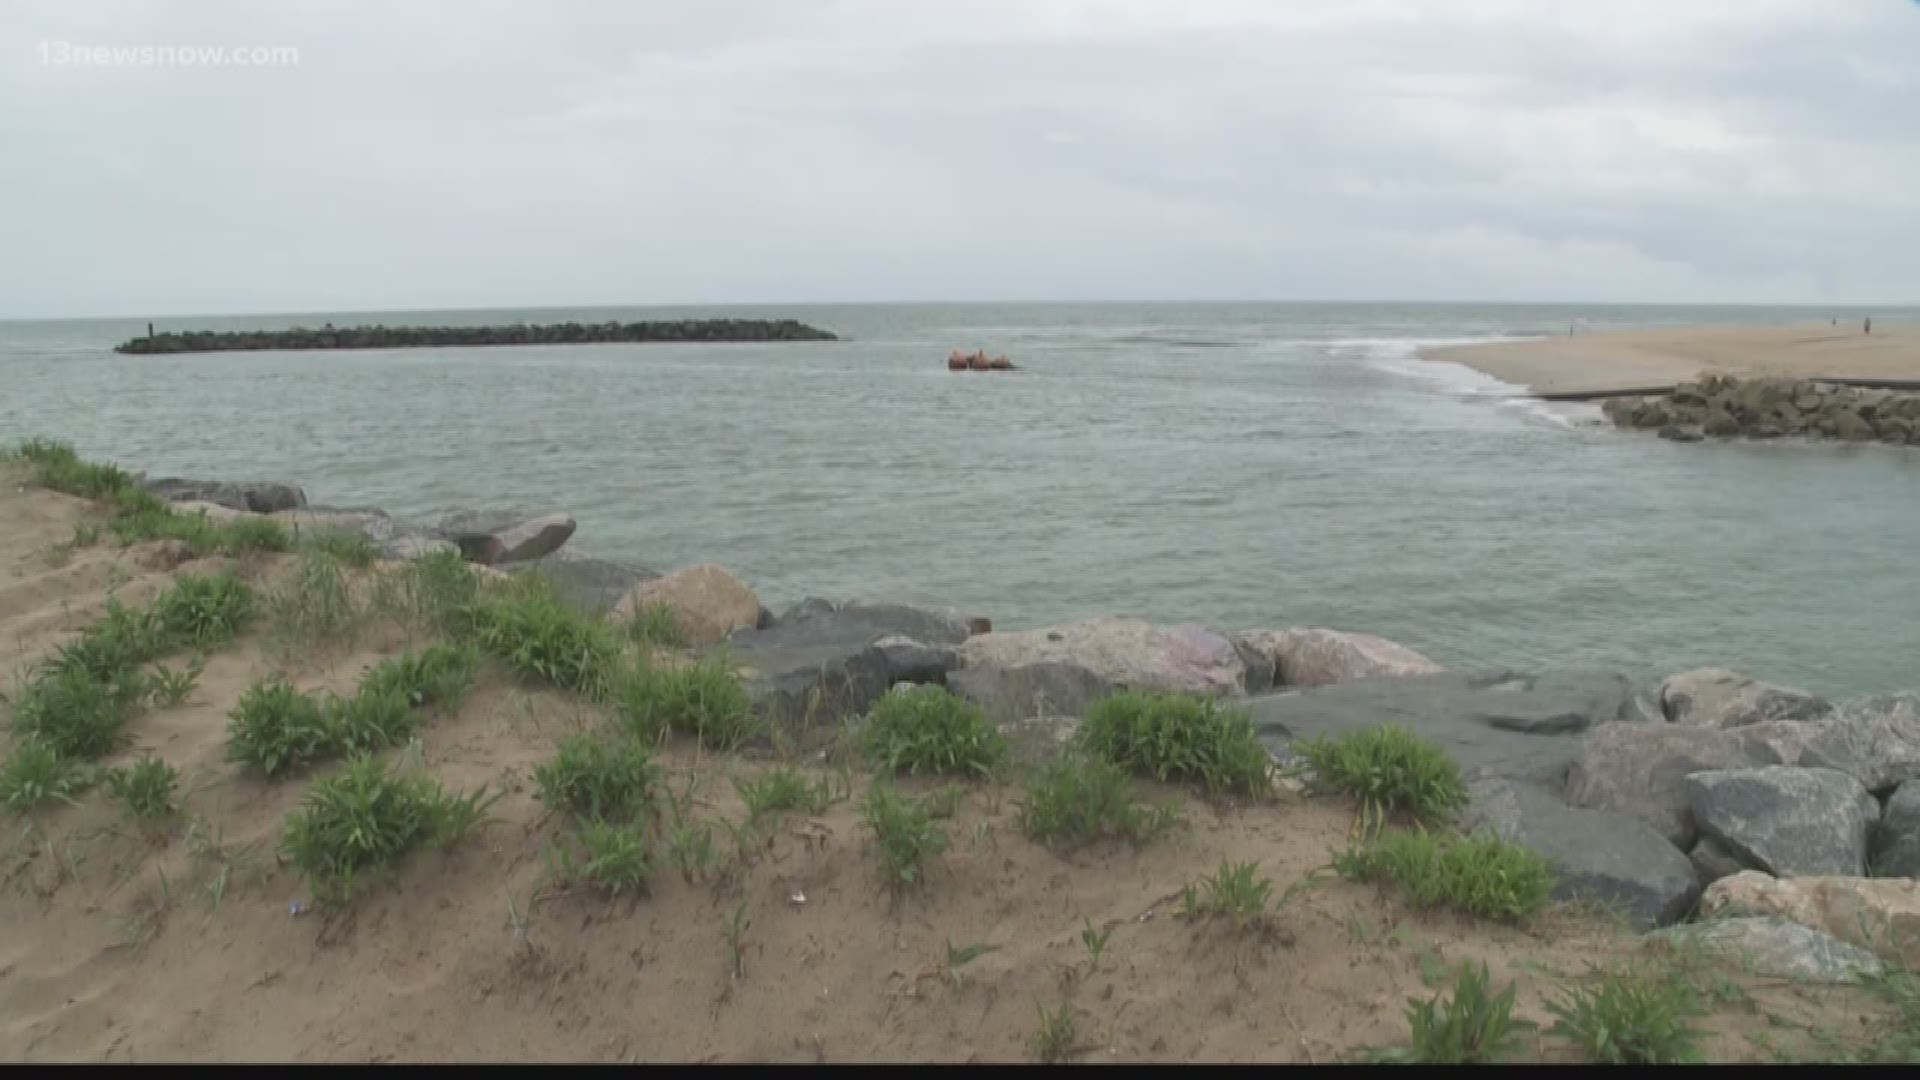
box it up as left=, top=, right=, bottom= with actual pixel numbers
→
left=2, top=0, right=1918, bottom=317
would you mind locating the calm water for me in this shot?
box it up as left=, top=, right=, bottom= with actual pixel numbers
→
left=4, top=302, right=1919, bottom=696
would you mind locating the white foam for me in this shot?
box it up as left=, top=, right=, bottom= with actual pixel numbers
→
left=1339, top=337, right=1592, bottom=430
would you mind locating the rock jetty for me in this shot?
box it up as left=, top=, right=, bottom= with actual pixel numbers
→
left=1601, top=374, right=1920, bottom=445
left=115, top=319, right=838, bottom=354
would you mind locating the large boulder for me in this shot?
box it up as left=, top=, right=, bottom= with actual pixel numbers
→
left=613, top=564, right=759, bottom=648
left=432, top=509, right=576, bottom=566
left=770, top=598, right=972, bottom=647
left=1701, top=871, right=1920, bottom=969
left=1236, top=628, right=1442, bottom=688
left=1248, top=670, right=1662, bottom=791
left=1648, top=917, right=1883, bottom=984
left=507, top=550, right=661, bottom=617
left=1797, top=693, right=1920, bottom=793
left=1563, top=721, right=1811, bottom=848
left=142, top=477, right=307, bottom=513
left=1872, top=780, right=1920, bottom=879
left=1683, top=766, right=1879, bottom=877
left=951, top=617, right=1251, bottom=722
left=270, top=505, right=457, bottom=561
left=873, top=635, right=960, bottom=685
left=1460, top=779, right=1701, bottom=928
left=1658, top=667, right=1835, bottom=729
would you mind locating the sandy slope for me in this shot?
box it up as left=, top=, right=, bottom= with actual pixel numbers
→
left=0, top=463, right=1893, bottom=1062
left=1424, top=321, right=1920, bottom=395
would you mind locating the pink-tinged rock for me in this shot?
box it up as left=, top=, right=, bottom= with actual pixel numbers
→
left=950, top=616, right=1251, bottom=722
left=1700, top=871, right=1920, bottom=969
left=434, top=510, right=576, bottom=566
left=1238, top=628, right=1443, bottom=688
left=611, top=563, right=760, bottom=648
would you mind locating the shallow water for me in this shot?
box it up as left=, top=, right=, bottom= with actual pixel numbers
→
left=4, top=301, right=1918, bottom=696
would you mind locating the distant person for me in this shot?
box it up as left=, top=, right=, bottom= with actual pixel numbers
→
left=1866, top=317, right=1872, bottom=335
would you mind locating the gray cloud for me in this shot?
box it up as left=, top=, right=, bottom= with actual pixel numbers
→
left=1, top=0, right=1916, bottom=316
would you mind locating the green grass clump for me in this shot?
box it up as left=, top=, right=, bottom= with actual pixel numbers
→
left=1372, top=961, right=1534, bottom=1064
left=12, top=438, right=135, bottom=499
left=533, top=733, right=660, bottom=822
left=324, top=687, right=419, bottom=756
left=103, top=754, right=180, bottom=819
left=225, top=677, right=333, bottom=777
left=1180, top=859, right=1276, bottom=929
left=298, top=530, right=379, bottom=569
left=0, top=736, right=91, bottom=811
left=1546, top=967, right=1707, bottom=1064
left=465, top=586, right=621, bottom=697
left=279, top=754, right=498, bottom=906
left=374, top=548, right=478, bottom=635
left=357, top=645, right=477, bottom=712
left=10, top=660, right=148, bottom=759
left=215, top=513, right=292, bottom=554
left=1294, top=725, right=1467, bottom=825
left=613, top=657, right=759, bottom=750
left=1080, top=691, right=1270, bottom=797
left=266, top=551, right=361, bottom=651
left=567, top=819, right=652, bottom=896
left=151, top=571, right=254, bottom=648
left=50, top=599, right=166, bottom=683
left=859, top=783, right=950, bottom=888
left=734, top=766, right=836, bottom=819
left=146, top=657, right=204, bottom=707
left=623, top=600, right=686, bottom=649
left=1335, top=829, right=1554, bottom=924
left=9, top=439, right=290, bottom=557
left=1017, top=755, right=1179, bottom=849
left=862, top=685, right=1006, bottom=777
left=1030, top=1001, right=1082, bottom=1064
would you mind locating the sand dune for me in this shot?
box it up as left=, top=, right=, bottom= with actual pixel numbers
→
left=0, top=462, right=1896, bottom=1062
left=1425, top=321, right=1920, bottom=396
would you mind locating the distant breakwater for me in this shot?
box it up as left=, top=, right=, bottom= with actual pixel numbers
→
left=114, top=318, right=838, bottom=354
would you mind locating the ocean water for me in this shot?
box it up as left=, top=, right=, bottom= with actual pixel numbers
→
left=4, top=301, right=1918, bottom=697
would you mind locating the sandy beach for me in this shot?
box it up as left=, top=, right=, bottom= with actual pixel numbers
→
left=1424, top=321, right=1920, bottom=396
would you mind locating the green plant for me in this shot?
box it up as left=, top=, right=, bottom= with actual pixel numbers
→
left=374, top=548, right=478, bottom=635
left=667, top=818, right=719, bottom=884
left=10, top=660, right=147, bottom=759
left=358, top=645, right=478, bottom=712
left=0, top=736, right=90, bottom=810
left=623, top=601, right=686, bottom=649
left=13, top=438, right=135, bottom=498
left=859, top=783, right=950, bottom=888
left=1030, top=1001, right=1082, bottom=1064
left=151, top=571, right=254, bottom=648
left=299, top=530, right=379, bottom=569
left=570, top=819, right=652, bottom=896
left=1335, top=829, right=1554, bottom=924
left=104, top=754, right=180, bottom=819
left=324, top=687, right=419, bottom=756
left=613, top=657, right=759, bottom=750
left=1372, top=961, right=1534, bottom=1064
left=733, top=766, right=836, bottom=820
left=218, top=514, right=292, bottom=554
left=1080, top=691, right=1270, bottom=797
left=723, top=900, right=751, bottom=979
left=533, top=733, right=660, bottom=822
left=225, top=677, right=332, bottom=777
left=1181, top=859, right=1275, bottom=929
left=266, top=551, right=361, bottom=650
left=1295, top=725, right=1467, bottom=827
left=279, top=755, right=499, bottom=906
left=1546, top=966, right=1708, bottom=1064
left=146, top=657, right=205, bottom=707
left=860, top=685, right=1007, bottom=777
left=1081, top=918, right=1112, bottom=969
left=1016, top=755, right=1179, bottom=848
left=50, top=599, right=166, bottom=682
left=465, top=587, right=620, bottom=697
left=945, top=940, right=999, bottom=989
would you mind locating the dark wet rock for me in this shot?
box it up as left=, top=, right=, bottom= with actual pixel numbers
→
left=507, top=550, right=661, bottom=617
left=1683, top=766, right=1879, bottom=878
left=1564, top=720, right=1813, bottom=848
left=432, top=510, right=576, bottom=565
left=1797, top=693, right=1920, bottom=793
left=142, top=477, right=307, bottom=513
left=1688, top=836, right=1752, bottom=884
left=1870, top=780, right=1920, bottom=879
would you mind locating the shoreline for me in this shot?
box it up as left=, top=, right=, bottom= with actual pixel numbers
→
left=1422, top=321, right=1919, bottom=396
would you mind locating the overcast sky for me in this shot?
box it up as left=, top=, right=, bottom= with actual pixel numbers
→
left=3, top=1, right=1918, bottom=317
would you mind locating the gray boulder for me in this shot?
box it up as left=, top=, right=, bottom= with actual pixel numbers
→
left=771, top=598, right=972, bottom=647
left=1649, top=917, right=1883, bottom=984
left=1563, top=721, right=1812, bottom=848
left=1683, top=766, right=1879, bottom=877
left=953, top=617, right=1253, bottom=723
left=1659, top=667, right=1835, bottom=729
left=1248, top=669, right=1662, bottom=791
left=432, top=509, right=576, bottom=565
left=1797, top=693, right=1920, bottom=792
left=1460, top=778, right=1702, bottom=928
left=873, top=635, right=960, bottom=685
left=507, top=550, right=661, bottom=617
left=1871, top=780, right=1920, bottom=879
left=1688, top=836, right=1751, bottom=884
left=143, top=477, right=307, bottom=513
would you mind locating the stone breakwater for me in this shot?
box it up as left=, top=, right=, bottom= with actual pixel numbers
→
left=114, top=318, right=838, bottom=354
left=133, top=467, right=1920, bottom=975
left=1601, top=374, right=1920, bottom=445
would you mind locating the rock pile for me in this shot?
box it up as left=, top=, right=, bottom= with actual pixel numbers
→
left=1601, top=375, right=1920, bottom=444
